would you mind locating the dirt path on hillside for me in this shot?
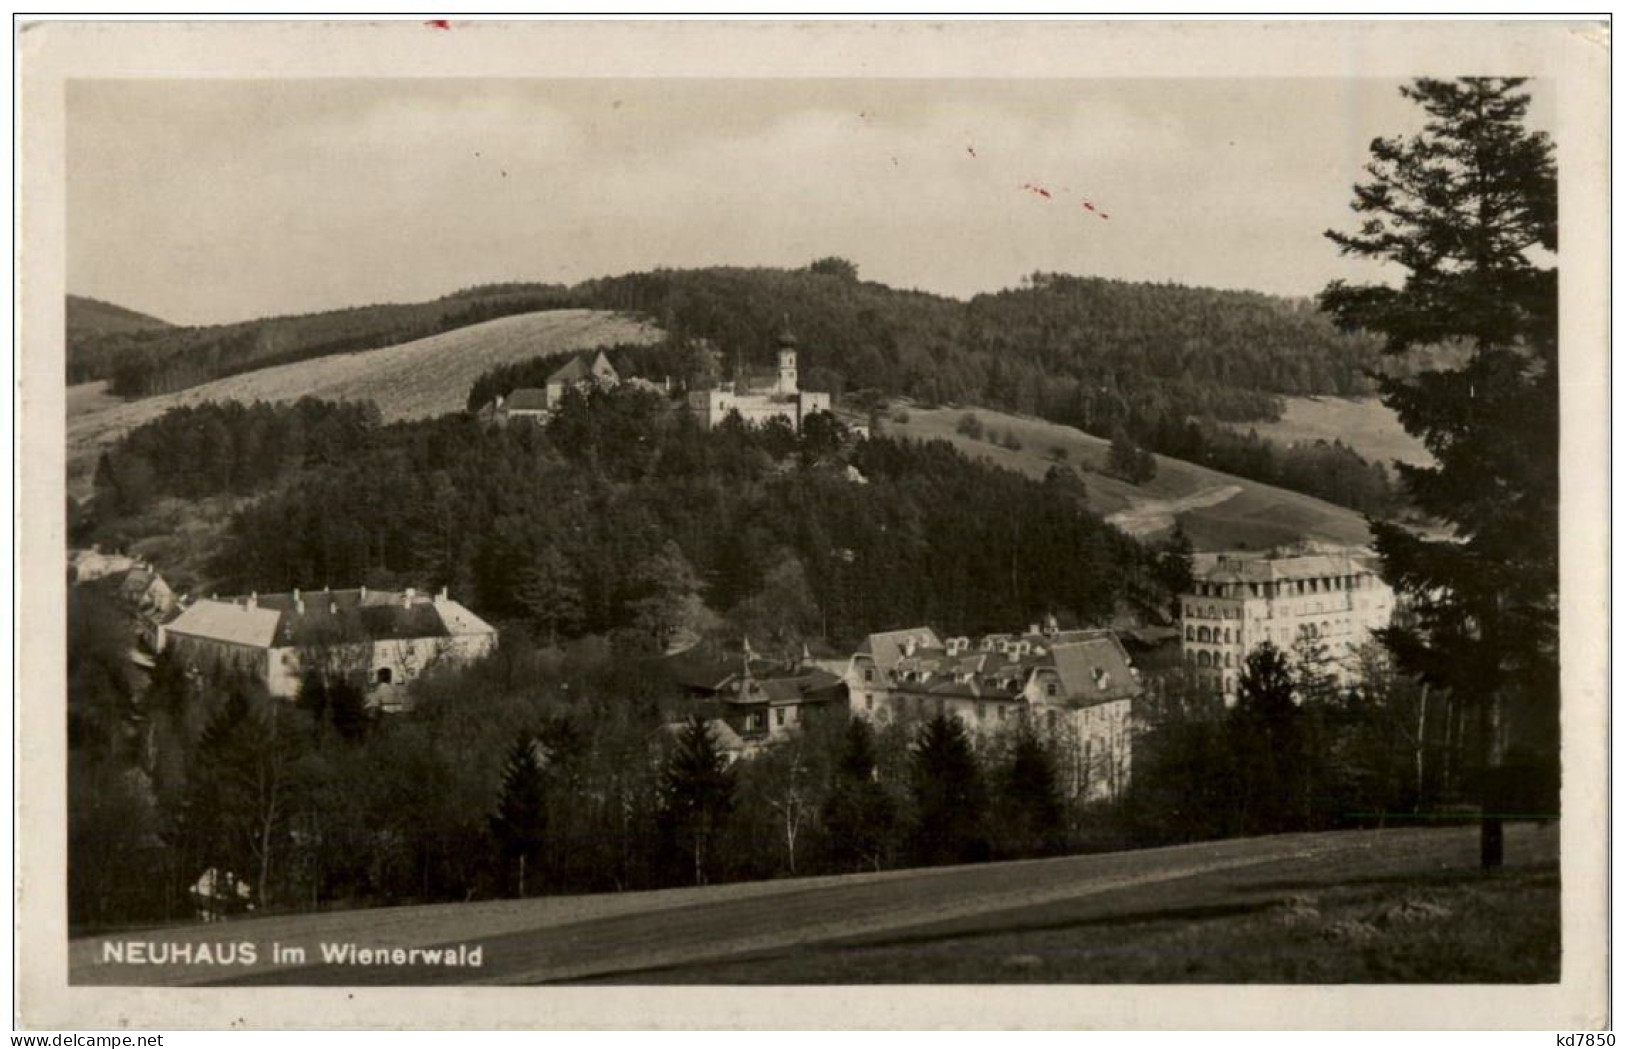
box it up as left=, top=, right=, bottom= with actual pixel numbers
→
left=1105, top=484, right=1243, bottom=536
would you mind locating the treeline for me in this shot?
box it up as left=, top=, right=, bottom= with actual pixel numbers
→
left=570, top=267, right=1395, bottom=512
left=89, top=399, right=381, bottom=517
left=573, top=266, right=1380, bottom=421
left=69, top=285, right=574, bottom=393
left=67, top=609, right=1107, bottom=929
left=1144, top=417, right=1399, bottom=517
left=195, top=386, right=1159, bottom=647
left=66, top=294, right=171, bottom=339
left=1121, top=641, right=1558, bottom=845
left=72, top=265, right=1380, bottom=424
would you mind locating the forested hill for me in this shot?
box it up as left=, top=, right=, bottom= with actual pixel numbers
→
left=66, top=295, right=171, bottom=339
left=66, top=284, right=576, bottom=391
left=67, top=266, right=1380, bottom=433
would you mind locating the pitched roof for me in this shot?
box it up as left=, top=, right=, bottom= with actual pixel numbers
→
left=164, top=589, right=495, bottom=650
left=857, top=627, right=943, bottom=667
left=547, top=356, right=591, bottom=384
left=504, top=388, right=551, bottom=411
left=1044, top=635, right=1141, bottom=707
left=1192, top=549, right=1379, bottom=586
left=164, top=600, right=283, bottom=649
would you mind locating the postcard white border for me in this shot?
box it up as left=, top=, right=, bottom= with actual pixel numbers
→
left=15, top=18, right=1611, bottom=1030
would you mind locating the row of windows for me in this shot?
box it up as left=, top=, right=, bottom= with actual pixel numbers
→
left=1192, top=574, right=1372, bottom=600
left=1187, top=626, right=1242, bottom=644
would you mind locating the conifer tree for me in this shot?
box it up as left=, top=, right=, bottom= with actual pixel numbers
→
left=1229, top=643, right=1304, bottom=835
left=909, top=714, right=987, bottom=866
left=995, top=724, right=1065, bottom=858
left=489, top=732, right=548, bottom=897
left=661, top=715, right=735, bottom=885
left=822, top=718, right=896, bottom=871
left=1320, top=78, right=1558, bottom=866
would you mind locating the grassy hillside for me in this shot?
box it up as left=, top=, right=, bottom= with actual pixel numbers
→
left=66, top=284, right=575, bottom=390
left=66, top=294, right=171, bottom=337
left=1236, top=394, right=1433, bottom=470
left=874, top=405, right=1372, bottom=551
left=67, top=309, right=660, bottom=497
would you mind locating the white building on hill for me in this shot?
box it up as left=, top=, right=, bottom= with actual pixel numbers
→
left=158, top=586, right=498, bottom=711
left=1179, top=546, right=1395, bottom=701
left=687, top=328, right=830, bottom=431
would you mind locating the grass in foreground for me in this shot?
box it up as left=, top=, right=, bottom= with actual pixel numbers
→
left=595, top=863, right=1559, bottom=984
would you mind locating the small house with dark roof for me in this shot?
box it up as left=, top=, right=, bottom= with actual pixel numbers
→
left=485, top=350, right=621, bottom=426
left=158, top=586, right=497, bottom=710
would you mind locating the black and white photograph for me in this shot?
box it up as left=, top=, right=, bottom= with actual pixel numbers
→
left=15, top=17, right=1610, bottom=1031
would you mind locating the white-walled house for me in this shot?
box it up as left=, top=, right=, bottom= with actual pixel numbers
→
left=687, top=328, right=831, bottom=432
left=843, top=622, right=1142, bottom=803
left=158, top=586, right=498, bottom=711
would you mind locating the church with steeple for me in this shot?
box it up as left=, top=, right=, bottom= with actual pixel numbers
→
left=685, top=325, right=831, bottom=431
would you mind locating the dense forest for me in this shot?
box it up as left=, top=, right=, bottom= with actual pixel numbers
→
left=70, top=265, right=1380, bottom=421
left=71, top=264, right=1402, bottom=515
left=82, top=387, right=1175, bottom=650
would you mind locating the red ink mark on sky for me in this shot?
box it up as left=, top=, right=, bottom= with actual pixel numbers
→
left=1021, top=182, right=1052, bottom=200
left=966, top=146, right=977, bottom=158
left=1082, top=201, right=1096, bottom=212
left=426, top=19, right=450, bottom=29
left=1100, top=213, right=1110, bottom=220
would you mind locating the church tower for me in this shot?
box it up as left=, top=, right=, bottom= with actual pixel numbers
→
left=775, top=326, right=799, bottom=395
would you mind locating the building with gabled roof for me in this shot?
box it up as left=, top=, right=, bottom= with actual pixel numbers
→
left=159, top=586, right=497, bottom=711
left=658, top=642, right=848, bottom=749
left=484, top=350, right=621, bottom=426
left=844, top=621, right=1142, bottom=802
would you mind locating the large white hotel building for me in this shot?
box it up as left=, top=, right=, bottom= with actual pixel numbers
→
left=1178, top=547, right=1396, bottom=700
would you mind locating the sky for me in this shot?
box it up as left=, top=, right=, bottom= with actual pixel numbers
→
left=65, top=77, right=1552, bottom=327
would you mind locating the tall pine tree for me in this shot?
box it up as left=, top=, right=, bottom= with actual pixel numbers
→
left=490, top=733, right=549, bottom=897
left=909, top=714, right=988, bottom=866
left=822, top=718, right=896, bottom=871
left=661, top=716, right=735, bottom=886
left=1320, top=78, right=1558, bottom=866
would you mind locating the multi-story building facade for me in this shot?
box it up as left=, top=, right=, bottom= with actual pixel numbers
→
left=1179, top=547, right=1395, bottom=701
left=843, top=622, right=1142, bottom=803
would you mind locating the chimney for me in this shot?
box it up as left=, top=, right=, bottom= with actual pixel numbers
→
left=329, top=601, right=338, bottom=615
left=404, top=587, right=417, bottom=608
left=903, top=637, right=917, bottom=658
left=294, top=595, right=305, bottom=615
left=1028, top=623, right=1040, bottom=637
left=247, top=592, right=258, bottom=610
left=360, top=585, right=367, bottom=602
left=435, top=587, right=448, bottom=605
